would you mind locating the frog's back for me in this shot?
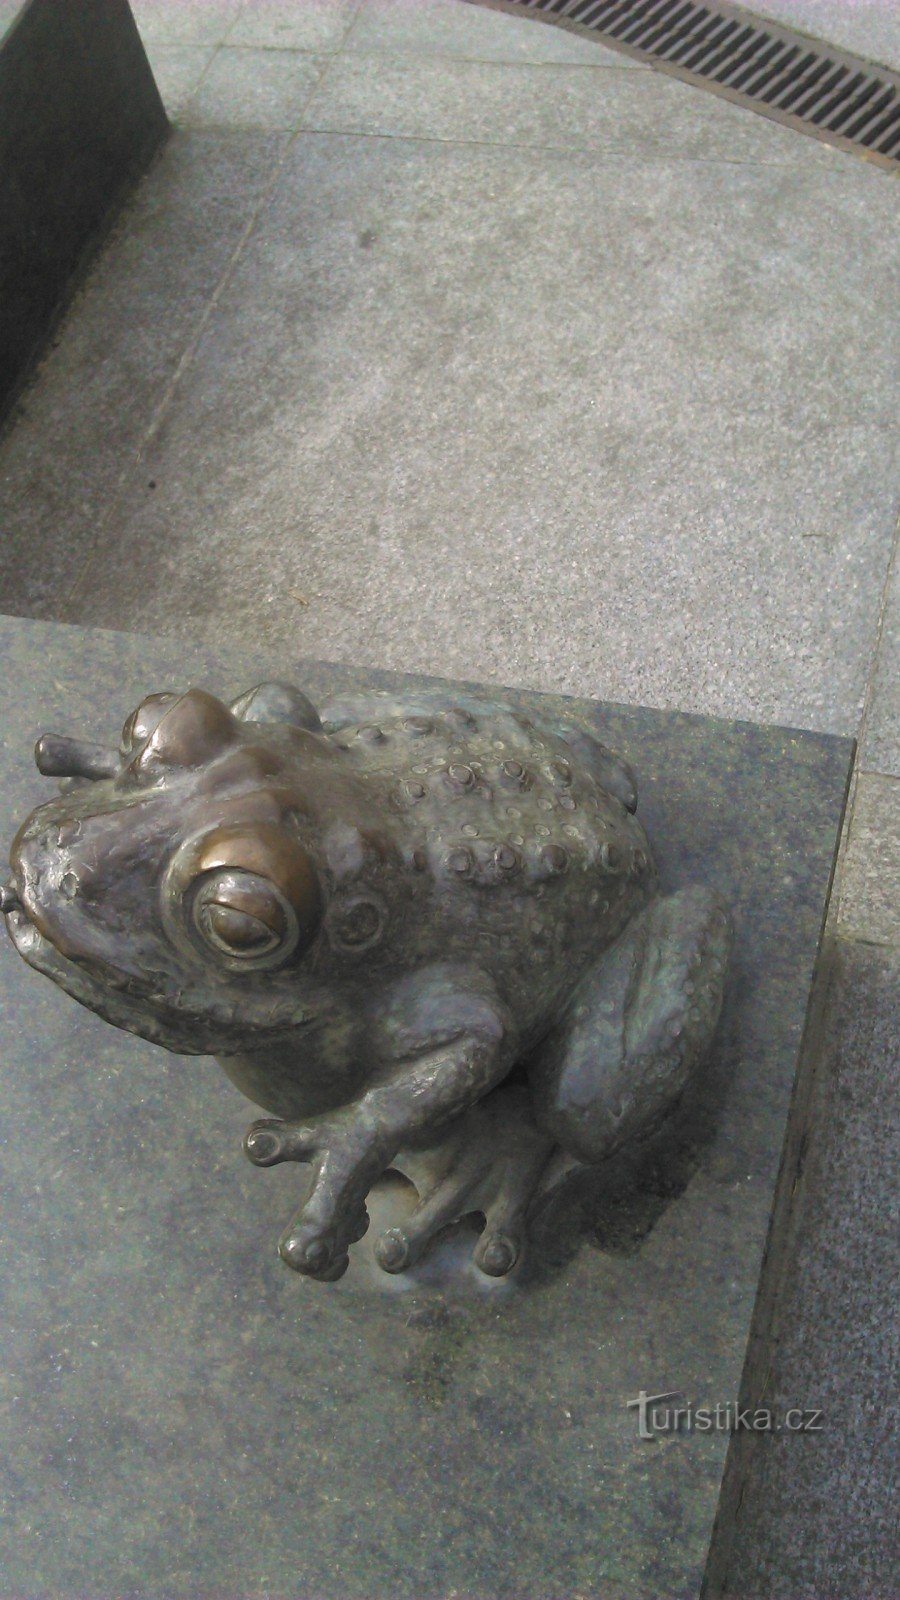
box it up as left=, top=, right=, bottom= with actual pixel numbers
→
left=321, top=689, right=655, bottom=1036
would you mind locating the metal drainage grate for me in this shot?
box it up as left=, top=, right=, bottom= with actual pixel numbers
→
left=463, top=0, right=900, bottom=167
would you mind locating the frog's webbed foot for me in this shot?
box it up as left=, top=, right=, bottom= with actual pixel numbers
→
left=533, top=886, right=733, bottom=1163
left=243, top=1114, right=379, bottom=1280
left=377, top=1085, right=555, bottom=1278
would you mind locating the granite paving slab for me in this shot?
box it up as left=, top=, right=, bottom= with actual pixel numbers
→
left=836, top=772, right=900, bottom=946
left=722, top=939, right=900, bottom=1598
left=186, top=45, right=330, bottom=130
left=860, top=535, right=900, bottom=778
left=45, top=132, right=898, bottom=743
left=226, top=0, right=362, bottom=53
left=130, top=0, right=243, bottom=46
left=346, top=0, right=644, bottom=65
left=298, top=48, right=853, bottom=164
left=0, top=129, right=286, bottom=615
left=0, top=613, right=853, bottom=1599
left=143, top=43, right=217, bottom=119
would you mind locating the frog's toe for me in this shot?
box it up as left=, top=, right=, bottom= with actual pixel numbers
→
left=373, top=1227, right=412, bottom=1273
left=383, top=1085, right=555, bottom=1278
left=474, top=1228, right=520, bottom=1277
left=243, top=1118, right=316, bottom=1166
left=374, top=1188, right=523, bottom=1279
left=374, top=1188, right=522, bottom=1279
left=374, top=1162, right=481, bottom=1273
left=279, top=1227, right=335, bottom=1274
left=280, top=1228, right=351, bottom=1281
left=243, top=1120, right=285, bottom=1165
left=279, top=1200, right=368, bottom=1279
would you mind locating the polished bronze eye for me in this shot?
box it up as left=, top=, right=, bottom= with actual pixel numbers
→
left=163, top=823, right=322, bottom=971
left=121, top=693, right=179, bottom=756
left=122, top=689, right=239, bottom=775
left=192, top=870, right=288, bottom=959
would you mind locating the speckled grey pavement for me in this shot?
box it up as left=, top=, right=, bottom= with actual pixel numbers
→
left=466, top=0, right=900, bottom=73
left=0, top=0, right=897, bottom=1593
left=0, top=615, right=853, bottom=1600
left=729, top=0, right=900, bottom=71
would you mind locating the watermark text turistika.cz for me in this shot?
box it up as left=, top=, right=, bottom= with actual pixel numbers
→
left=627, top=1390, right=824, bottom=1439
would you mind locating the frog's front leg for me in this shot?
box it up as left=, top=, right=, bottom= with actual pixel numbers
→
left=244, top=967, right=517, bottom=1280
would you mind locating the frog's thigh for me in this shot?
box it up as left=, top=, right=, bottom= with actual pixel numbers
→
left=532, top=887, right=732, bottom=1163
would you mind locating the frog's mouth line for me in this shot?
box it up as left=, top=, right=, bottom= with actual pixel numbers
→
left=2, top=890, right=318, bottom=1055
left=2, top=898, right=203, bottom=1050
left=5, top=900, right=132, bottom=989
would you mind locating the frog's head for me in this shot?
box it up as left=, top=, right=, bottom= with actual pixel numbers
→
left=2, top=683, right=338, bottom=1055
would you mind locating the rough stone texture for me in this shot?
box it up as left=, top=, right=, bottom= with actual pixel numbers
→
left=228, top=0, right=361, bottom=53
left=860, top=536, right=900, bottom=778
left=732, top=0, right=900, bottom=70
left=187, top=46, right=329, bottom=129
left=40, top=133, right=898, bottom=742
left=299, top=49, right=851, bottom=163
left=723, top=940, right=900, bottom=1599
left=130, top=0, right=243, bottom=46
left=0, top=130, right=286, bottom=613
left=0, top=0, right=168, bottom=421
left=0, top=615, right=852, bottom=1600
left=142, top=43, right=216, bottom=118
left=347, top=0, right=644, bottom=64
left=836, top=773, right=900, bottom=946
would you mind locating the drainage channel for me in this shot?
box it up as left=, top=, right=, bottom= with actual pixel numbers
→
left=465, top=0, right=900, bottom=168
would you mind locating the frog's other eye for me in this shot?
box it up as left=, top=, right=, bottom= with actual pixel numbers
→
left=121, top=689, right=240, bottom=779
left=193, top=871, right=290, bottom=960
left=121, top=693, right=180, bottom=757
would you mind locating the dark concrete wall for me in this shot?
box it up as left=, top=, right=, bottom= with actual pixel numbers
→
left=0, top=0, right=167, bottom=422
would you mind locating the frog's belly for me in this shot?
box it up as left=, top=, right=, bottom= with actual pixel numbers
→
left=217, top=1022, right=367, bottom=1120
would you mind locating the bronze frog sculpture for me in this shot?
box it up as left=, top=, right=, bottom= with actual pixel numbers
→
left=2, top=680, right=731, bottom=1282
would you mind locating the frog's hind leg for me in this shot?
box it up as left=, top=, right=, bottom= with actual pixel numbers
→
left=531, top=887, right=732, bottom=1164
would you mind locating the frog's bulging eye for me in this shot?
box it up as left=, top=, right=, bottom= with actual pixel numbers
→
left=127, top=689, right=240, bottom=775
left=193, top=871, right=289, bottom=960
left=121, top=693, right=180, bottom=756
left=163, top=823, right=322, bottom=972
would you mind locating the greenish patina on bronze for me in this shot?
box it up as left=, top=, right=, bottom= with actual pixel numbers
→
left=3, top=674, right=730, bottom=1283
